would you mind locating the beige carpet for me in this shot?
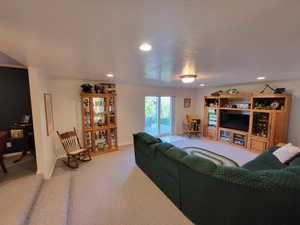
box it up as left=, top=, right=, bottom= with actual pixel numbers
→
left=54, top=146, right=194, bottom=225
left=0, top=136, right=255, bottom=225
left=0, top=154, right=36, bottom=184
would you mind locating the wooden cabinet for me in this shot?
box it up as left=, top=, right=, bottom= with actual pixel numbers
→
left=81, top=93, right=118, bottom=155
left=206, top=127, right=218, bottom=140
left=202, top=94, right=291, bottom=153
left=219, top=128, right=248, bottom=148
left=203, top=106, right=219, bottom=141
left=249, top=137, right=268, bottom=153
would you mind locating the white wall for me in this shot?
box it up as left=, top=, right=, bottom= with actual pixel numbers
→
left=196, top=80, right=300, bottom=145
left=28, top=68, right=56, bottom=179
left=48, top=78, right=197, bottom=156
left=116, top=83, right=197, bottom=145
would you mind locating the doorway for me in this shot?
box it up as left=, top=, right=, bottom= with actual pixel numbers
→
left=144, top=96, right=174, bottom=136
left=0, top=66, right=36, bottom=181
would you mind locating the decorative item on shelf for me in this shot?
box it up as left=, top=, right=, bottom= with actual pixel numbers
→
left=10, top=129, right=24, bottom=139
left=223, top=104, right=231, bottom=108
left=226, top=88, right=239, bottom=95
left=94, top=84, right=104, bottom=94
left=236, top=104, right=249, bottom=109
left=184, top=98, right=191, bottom=108
left=97, top=118, right=104, bottom=126
left=274, top=88, right=286, bottom=94
left=259, top=84, right=275, bottom=94
left=20, top=114, right=31, bottom=125
left=253, top=113, right=269, bottom=138
left=81, top=84, right=93, bottom=93
left=209, top=103, right=216, bottom=107
left=94, top=83, right=116, bottom=94
left=83, top=98, right=89, bottom=107
left=254, top=102, right=271, bottom=110
left=270, top=101, right=280, bottom=110
left=211, top=90, right=223, bottom=96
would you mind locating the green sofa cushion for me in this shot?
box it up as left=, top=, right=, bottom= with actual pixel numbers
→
left=242, top=147, right=286, bottom=171
left=255, top=169, right=300, bottom=191
left=289, top=156, right=300, bottom=167
left=180, top=155, right=217, bottom=174
left=134, top=132, right=162, bottom=145
left=284, top=166, right=300, bottom=176
left=213, top=166, right=266, bottom=188
left=155, top=142, right=174, bottom=152
left=142, top=143, right=161, bottom=157
left=162, top=146, right=188, bottom=161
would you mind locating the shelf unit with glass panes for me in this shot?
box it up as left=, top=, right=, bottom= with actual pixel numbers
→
left=81, top=93, right=118, bottom=155
left=203, top=97, right=220, bottom=141
left=203, top=94, right=291, bottom=153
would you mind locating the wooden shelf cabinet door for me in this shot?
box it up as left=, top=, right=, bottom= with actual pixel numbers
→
left=249, top=137, right=268, bottom=153
left=81, top=93, right=118, bottom=155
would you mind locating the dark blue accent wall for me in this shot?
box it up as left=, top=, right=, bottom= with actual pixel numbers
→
left=0, top=67, right=31, bottom=131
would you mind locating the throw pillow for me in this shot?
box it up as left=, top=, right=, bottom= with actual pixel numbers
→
left=273, top=143, right=300, bottom=163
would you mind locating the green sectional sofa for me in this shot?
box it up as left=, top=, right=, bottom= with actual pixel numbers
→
left=133, top=132, right=300, bottom=225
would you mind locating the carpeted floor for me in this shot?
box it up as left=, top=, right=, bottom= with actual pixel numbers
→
left=0, top=154, right=36, bottom=184
left=53, top=136, right=256, bottom=225
left=162, top=136, right=257, bottom=165
left=55, top=144, right=194, bottom=225
left=0, top=136, right=258, bottom=225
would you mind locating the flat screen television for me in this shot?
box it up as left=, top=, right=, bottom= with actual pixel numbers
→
left=220, top=111, right=250, bottom=132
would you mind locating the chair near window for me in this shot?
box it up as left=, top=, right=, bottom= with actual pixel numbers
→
left=57, top=127, right=92, bottom=169
left=185, top=114, right=201, bottom=137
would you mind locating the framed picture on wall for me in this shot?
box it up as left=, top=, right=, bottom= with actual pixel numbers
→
left=44, top=93, right=54, bottom=136
left=184, top=98, right=191, bottom=108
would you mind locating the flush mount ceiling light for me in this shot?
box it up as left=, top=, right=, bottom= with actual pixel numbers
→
left=180, top=74, right=197, bottom=84
left=106, top=73, right=114, bottom=78
left=199, top=83, right=206, bottom=87
left=257, top=76, right=266, bottom=80
left=139, top=42, right=152, bottom=52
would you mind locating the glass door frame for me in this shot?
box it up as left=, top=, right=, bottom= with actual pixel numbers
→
left=144, top=96, right=174, bottom=137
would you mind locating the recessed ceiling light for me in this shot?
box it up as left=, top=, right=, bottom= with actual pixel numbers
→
left=257, top=76, right=266, bottom=80
left=106, top=73, right=114, bottom=78
left=180, top=74, right=197, bottom=84
left=139, top=42, right=152, bottom=52
left=199, top=83, right=206, bottom=87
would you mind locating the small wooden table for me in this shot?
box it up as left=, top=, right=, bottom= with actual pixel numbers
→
left=0, top=131, right=7, bottom=173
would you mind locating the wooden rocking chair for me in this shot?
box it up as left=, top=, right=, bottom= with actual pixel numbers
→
left=57, top=128, right=92, bottom=169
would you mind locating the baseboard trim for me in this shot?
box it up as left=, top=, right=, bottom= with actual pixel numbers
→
left=3, top=152, right=23, bottom=158
left=119, top=143, right=133, bottom=148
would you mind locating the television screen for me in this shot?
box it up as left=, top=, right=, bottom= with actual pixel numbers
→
left=220, top=111, right=250, bottom=132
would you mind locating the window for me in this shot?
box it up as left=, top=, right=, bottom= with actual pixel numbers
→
left=144, top=96, right=174, bottom=136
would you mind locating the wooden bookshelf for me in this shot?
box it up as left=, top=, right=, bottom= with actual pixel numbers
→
left=203, top=93, right=291, bottom=153
left=81, top=93, right=118, bottom=155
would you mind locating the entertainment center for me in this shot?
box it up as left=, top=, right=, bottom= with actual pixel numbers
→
left=203, top=93, right=291, bottom=153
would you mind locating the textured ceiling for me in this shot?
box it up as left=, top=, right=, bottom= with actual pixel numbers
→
left=1, top=0, right=300, bottom=87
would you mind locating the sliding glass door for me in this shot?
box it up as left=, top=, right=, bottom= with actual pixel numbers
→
left=145, top=96, right=173, bottom=136
left=145, top=96, right=159, bottom=136
left=160, top=97, right=172, bottom=135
